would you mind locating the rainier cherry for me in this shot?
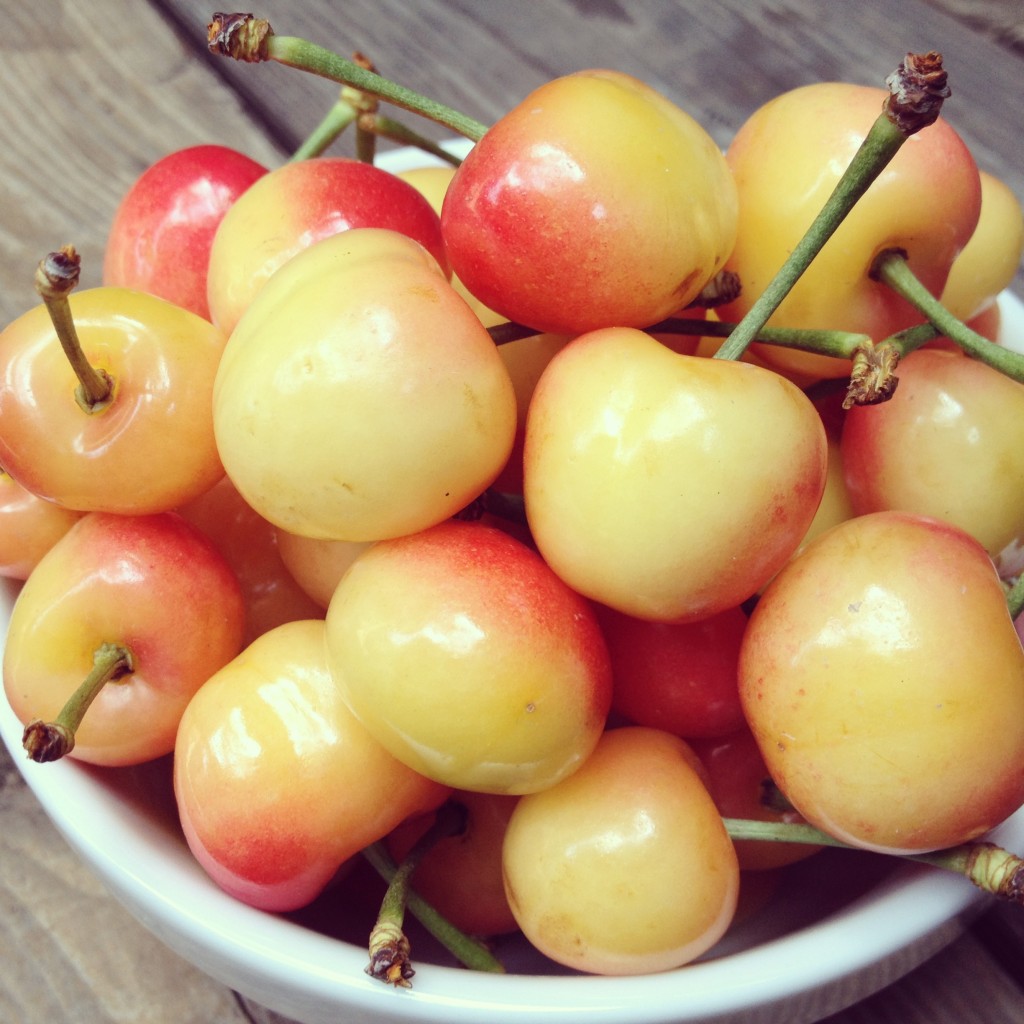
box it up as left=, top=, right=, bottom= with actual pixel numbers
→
left=103, top=144, right=268, bottom=320
left=502, top=726, right=739, bottom=975
left=324, top=518, right=612, bottom=794
left=442, top=69, right=737, bottom=335
left=523, top=327, right=827, bottom=622
left=739, top=510, right=1024, bottom=854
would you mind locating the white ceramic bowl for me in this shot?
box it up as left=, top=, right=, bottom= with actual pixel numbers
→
left=3, top=145, right=1024, bottom=1022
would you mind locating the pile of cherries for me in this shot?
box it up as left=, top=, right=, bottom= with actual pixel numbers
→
left=3, top=28, right=1024, bottom=980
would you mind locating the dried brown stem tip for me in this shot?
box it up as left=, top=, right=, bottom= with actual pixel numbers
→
left=22, top=721, right=74, bottom=763
left=366, top=920, right=415, bottom=988
left=35, top=245, right=81, bottom=302
left=844, top=342, right=900, bottom=409
left=207, top=12, right=273, bottom=62
left=966, top=841, right=1024, bottom=904
left=884, top=51, right=950, bottom=135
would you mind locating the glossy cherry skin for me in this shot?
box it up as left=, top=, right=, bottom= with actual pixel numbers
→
left=207, top=157, right=449, bottom=336
left=174, top=619, right=449, bottom=912
left=103, top=144, right=268, bottom=320
left=0, top=287, right=227, bottom=514
left=0, top=471, right=83, bottom=579
left=739, top=510, right=1024, bottom=854
left=718, top=82, right=981, bottom=380
left=841, top=348, right=1024, bottom=558
left=3, top=512, right=246, bottom=766
left=324, top=518, right=612, bottom=794
left=502, top=726, right=739, bottom=975
left=442, top=69, right=737, bottom=335
left=523, top=326, right=828, bottom=622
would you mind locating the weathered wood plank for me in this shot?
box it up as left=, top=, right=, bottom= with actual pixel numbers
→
left=165, top=0, right=1024, bottom=203
left=0, top=0, right=287, bottom=324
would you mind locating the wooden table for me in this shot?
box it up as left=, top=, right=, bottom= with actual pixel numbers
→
left=2, top=2, right=1024, bottom=1021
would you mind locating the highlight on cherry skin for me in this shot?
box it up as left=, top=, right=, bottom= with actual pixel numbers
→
left=501, top=725, right=740, bottom=975
left=212, top=228, right=517, bottom=542
left=323, top=517, right=613, bottom=795
left=174, top=618, right=450, bottom=913
left=740, top=510, right=1024, bottom=855
left=522, top=325, right=828, bottom=623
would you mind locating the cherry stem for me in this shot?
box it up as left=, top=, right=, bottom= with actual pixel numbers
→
left=21, top=642, right=134, bottom=763
left=870, top=249, right=1024, bottom=383
left=363, top=114, right=463, bottom=167
left=486, top=316, right=870, bottom=358
left=1004, top=571, right=1024, bottom=620
left=35, top=246, right=114, bottom=413
left=361, top=803, right=504, bottom=982
left=207, top=14, right=489, bottom=142
left=713, top=51, right=949, bottom=363
left=289, top=91, right=359, bottom=161
left=722, top=817, right=1024, bottom=904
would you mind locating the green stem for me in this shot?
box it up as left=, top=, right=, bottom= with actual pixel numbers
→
left=289, top=94, right=359, bottom=161
left=207, top=15, right=488, bottom=140
left=21, top=642, right=134, bottom=762
left=871, top=249, right=1024, bottom=383
left=262, top=32, right=487, bottom=141
left=367, top=115, right=463, bottom=167
left=654, top=317, right=871, bottom=360
left=361, top=807, right=504, bottom=982
left=1005, top=572, right=1024, bottom=621
left=486, top=317, right=870, bottom=358
left=713, top=111, right=908, bottom=362
left=722, top=817, right=1024, bottom=903
left=35, top=247, right=114, bottom=412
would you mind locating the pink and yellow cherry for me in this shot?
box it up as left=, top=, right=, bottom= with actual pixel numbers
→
left=3, top=511, right=245, bottom=766
left=739, top=510, right=1024, bottom=854
left=213, top=228, right=516, bottom=541
left=174, top=618, right=450, bottom=912
left=502, top=726, right=739, bottom=975
left=206, top=156, right=449, bottom=335
left=939, top=169, right=1024, bottom=325
left=395, top=164, right=505, bottom=328
left=273, top=528, right=371, bottom=609
left=490, top=330, right=572, bottom=496
left=840, top=348, right=1024, bottom=558
left=103, top=144, right=268, bottom=321
left=689, top=727, right=822, bottom=872
left=177, top=476, right=324, bottom=643
left=0, top=469, right=83, bottom=579
left=523, top=326, right=828, bottom=622
left=385, top=790, right=520, bottom=937
left=717, top=81, right=981, bottom=379
left=594, top=601, right=748, bottom=739
left=324, top=519, right=612, bottom=794
left=0, top=249, right=227, bottom=514
left=441, top=69, right=738, bottom=335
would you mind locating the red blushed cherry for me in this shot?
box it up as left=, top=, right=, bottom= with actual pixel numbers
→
left=689, top=728, right=822, bottom=872
left=593, top=601, right=748, bottom=740
left=0, top=470, right=83, bottom=580
left=104, top=145, right=268, bottom=321
left=384, top=791, right=520, bottom=937
left=206, top=157, right=451, bottom=336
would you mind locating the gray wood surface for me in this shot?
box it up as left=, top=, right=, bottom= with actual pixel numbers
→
left=3, top=2, right=1024, bottom=1022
